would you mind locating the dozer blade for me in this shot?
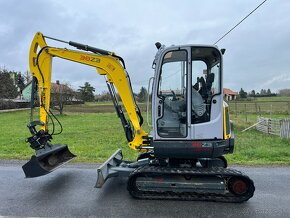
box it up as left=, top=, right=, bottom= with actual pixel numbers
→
left=95, top=149, right=150, bottom=188
left=22, top=144, right=76, bottom=178
left=95, top=149, right=126, bottom=188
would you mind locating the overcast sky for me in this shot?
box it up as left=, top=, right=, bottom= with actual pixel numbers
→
left=0, top=0, right=289, bottom=94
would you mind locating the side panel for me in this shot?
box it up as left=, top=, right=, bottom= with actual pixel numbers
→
left=153, top=139, right=229, bottom=158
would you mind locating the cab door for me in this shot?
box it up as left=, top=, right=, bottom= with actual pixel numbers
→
left=152, top=47, right=191, bottom=140
left=152, top=45, right=224, bottom=141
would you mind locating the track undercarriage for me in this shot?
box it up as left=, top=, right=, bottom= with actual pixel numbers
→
left=128, top=166, right=254, bottom=202
left=96, top=149, right=255, bottom=203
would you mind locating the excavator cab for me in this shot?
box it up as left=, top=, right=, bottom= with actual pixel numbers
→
left=152, top=46, right=222, bottom=138
left=150, top=45, right=232, bottom=160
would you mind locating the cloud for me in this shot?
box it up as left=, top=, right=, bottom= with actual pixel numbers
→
left=258, top=74, right=290, bottom=92
left=0, top=0, right=289, bottom=94
left=262, top=74, right=290, bottom=86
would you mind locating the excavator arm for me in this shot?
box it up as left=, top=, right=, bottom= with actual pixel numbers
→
left=22, top=32, right=149, bottom=178
left=29, top=32, right=148, bottom=150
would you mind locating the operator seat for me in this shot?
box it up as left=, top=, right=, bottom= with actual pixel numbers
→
left=206, top=73, right=215, bottom=94
left=198, top=77, right=207, bottom=99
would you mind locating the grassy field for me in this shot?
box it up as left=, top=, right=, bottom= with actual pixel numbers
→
left=0, top=110, right=139, bottom=162
left=65, top=102, right=147, bottom=113
left=227, top=114, right=290, bottom=165
left=245, top=96, right=290, bottom=102
left=228, top=96, right=290, bottom=115
left=0, top=104, right=290, bottom=165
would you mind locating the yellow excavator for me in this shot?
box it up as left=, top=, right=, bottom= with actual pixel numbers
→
left=22, top=32, right=255, bottom=202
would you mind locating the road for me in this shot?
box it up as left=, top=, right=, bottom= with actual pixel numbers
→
left=0, top=162, right=290, bottom=218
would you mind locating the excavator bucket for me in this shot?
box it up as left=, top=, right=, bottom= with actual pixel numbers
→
left=22, top=144, right=76, bottom=178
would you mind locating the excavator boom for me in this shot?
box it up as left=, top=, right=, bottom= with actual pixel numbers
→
left=23, top=32, right=148, bottom=177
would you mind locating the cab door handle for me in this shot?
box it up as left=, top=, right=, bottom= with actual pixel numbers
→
left=158, top=105, right=161, bottom=117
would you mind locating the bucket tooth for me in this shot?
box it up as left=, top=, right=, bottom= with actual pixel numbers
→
left=22, top=144, right=76, bottom=178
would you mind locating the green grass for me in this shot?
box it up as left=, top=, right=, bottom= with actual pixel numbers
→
left=227, top=123, right=290, bottom=165
left=65, top=102, right=147, bottom=113
left=226, top=113, right=290, bottom=165
left=0, top=110, right=139, bottom=162
left=0, top=109, right=290, bottom=165
left=249, top=96, right=290, bottom=102
left=227, top=96, right=290, bottom=115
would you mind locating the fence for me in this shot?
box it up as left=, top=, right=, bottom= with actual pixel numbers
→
left=256, top=117, right=290, bottom=138
left=0, top=99, right=30, bottom=110
left=228, top=101, right=290, bottom=115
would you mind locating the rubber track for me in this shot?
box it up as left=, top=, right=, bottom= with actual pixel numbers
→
left=127, top=166, right=255, bottom=203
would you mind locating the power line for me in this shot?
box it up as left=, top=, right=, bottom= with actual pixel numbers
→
left=214, top=0, right=268, bottom=45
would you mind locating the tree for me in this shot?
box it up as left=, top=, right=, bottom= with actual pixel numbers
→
left=266, top=89, right=272, bottom=95
left=249, top=90, right=256, bottom=97
left=78, top=82, right=95, bottom=102
left=51, top=81, right=74, bottom=115
left=0, top=69, right=18, bottom=99
left=239, top=88, right=247, bottom=99
left=16, top=73, right=25, bottom=93
left=260, top=89, right=266, bottom=95
left=95, top=91, right=111, bottom=102
left=137, top=86, right=148, bottom=102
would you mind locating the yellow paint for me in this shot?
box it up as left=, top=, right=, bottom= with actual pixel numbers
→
left=29, top=32, right=148, bottom=150
left=223, top=101, right=231, bottom=140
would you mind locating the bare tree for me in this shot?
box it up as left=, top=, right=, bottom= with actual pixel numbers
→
left=51, top=81, right=74, bottom=115
left=279, top=89, right=290, bottom=96
left=24, top=70, right=32, bottom=84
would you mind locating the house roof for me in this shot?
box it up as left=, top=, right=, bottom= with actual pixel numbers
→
left=223, top=88, right=238, bottom=96
left=51, top=81, right=72, bottom=94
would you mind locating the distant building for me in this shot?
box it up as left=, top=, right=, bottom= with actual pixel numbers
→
left=22, top=81, right=32, bottom=101
left=223, top=88, right=238, bottom=101
left=22, top=80, right=74, bottom=101
left=51, top=80, right=73, bottom=95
